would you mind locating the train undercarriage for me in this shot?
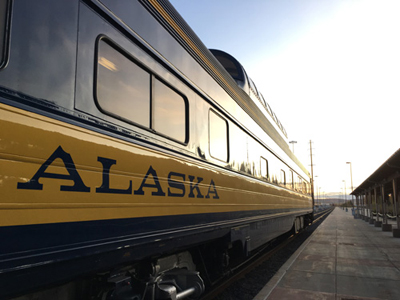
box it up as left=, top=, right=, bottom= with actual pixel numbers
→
left=9, top=213, right=312, bottom=300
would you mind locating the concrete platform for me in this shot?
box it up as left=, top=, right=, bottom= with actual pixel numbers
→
left=254, top=207, right=400, bottom=300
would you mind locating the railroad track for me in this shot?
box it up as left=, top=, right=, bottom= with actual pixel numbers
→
left=201, top=208, right=334, bottom=300
left=313, top=207, right=335, bottom=222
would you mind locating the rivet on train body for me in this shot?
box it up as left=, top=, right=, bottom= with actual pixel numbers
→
left=17, top=146, right=219, bottom=199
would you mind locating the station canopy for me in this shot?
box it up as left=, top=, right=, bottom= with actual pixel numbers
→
left=351, top=148, right=400, bottom=196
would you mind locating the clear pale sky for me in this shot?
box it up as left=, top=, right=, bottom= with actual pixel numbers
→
left=169, top=0, right=400, bottom=196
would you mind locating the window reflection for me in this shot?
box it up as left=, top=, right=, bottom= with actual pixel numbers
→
left=280, top=170, right=286, bottom=187
left=297, top=176, right=302, bottom=192
left=229, top=126, right=247, bottom=172
left=261, top=157, right=268, bottom=179
left=97, top=40, right=150, bottom=127
left=209, top=110, right=228, bottom=162
left=96, top=40, right=187, bottom=143
left=0, top=0, right=10, bottom=66
left=303, top=181, right=308, bottom=194
left=288, top=170, right=294, bottom=189
left=153, top=79, right=186, bottom=143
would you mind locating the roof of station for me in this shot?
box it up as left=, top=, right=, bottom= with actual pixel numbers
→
left=351, top=148, right=400, bottom=196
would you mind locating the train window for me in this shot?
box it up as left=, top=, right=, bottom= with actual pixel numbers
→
left=303, top=181, right=308, bottom=194
left=272, top=112, right=278, bottom=123
left=153, top=79, right=186, bottom=143
left=265, top=103, right=272, bottom=116
left=280, top=170, right=286, bottom=187
left=0, top=0, right=10, bottom=67
left=216, top=54, right=239, bottom=78
left=266, top=158, right=275, bottom=184
left=260, top=93, right=267, bottom=106
left=96, top=40, right=188, bottom=143
left=296, top=176, right=302, bottom=192
left=282, top=127, right=287, bottom=138
left=209, top=49, right=244, bottom=82
left=97, top=40, right=151, bottom=127
left=209, top=110, right=228, bottom=162
left=260, top=157, right=268, bottom=179
left=249, top=78, right=258, bottom=95
left=288, top=170, right=294, bottom=190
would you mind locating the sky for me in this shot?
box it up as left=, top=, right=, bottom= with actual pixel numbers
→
left=169, top=0, right=400, bottom=197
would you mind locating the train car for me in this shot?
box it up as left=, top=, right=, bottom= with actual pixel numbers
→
left=0, top=0, right=313, bottom=299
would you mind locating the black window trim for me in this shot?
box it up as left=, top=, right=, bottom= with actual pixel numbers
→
left=151, top=74, right=189, bottom=144
left=280, top=169, right=286, bottom=186
left=208, top=108, right=229, bottom=163
left=260, top=156, right=269, bottom=180
left=0, top=0, right=12, bottom=69
left=94, top=35, right=189, bottom=146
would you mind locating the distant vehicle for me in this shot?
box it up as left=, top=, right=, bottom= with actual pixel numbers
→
left=0, top=0, right=313, bottom=299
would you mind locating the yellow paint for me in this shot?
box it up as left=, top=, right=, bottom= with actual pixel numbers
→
left=0, top=103, right=311, bottom=227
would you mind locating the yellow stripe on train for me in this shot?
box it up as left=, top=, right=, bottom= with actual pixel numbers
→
left=0, top=103, right=309, bottom=227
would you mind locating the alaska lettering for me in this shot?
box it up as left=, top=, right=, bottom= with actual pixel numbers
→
left=17, top=146, right=219, bottom=199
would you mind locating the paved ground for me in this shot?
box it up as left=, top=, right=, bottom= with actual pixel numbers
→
left=254, top=207, right=400, bottom=300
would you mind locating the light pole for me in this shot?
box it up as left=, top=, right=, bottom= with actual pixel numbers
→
left=342, top=180, right=347, bottom=207
left=315, top=175, right=318, bottom=205
left=346, top=162, right=354, bottom=193
left=289, top=141, right=297, bottom=153
left=340, top=187, right=344, bottom=208
left=319, top=187, right=321, bottom=205
left=346, top=162, right=356, bottom=216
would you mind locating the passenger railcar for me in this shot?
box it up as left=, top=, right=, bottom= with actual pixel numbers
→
left=0, top=0, right=313, bottom=299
